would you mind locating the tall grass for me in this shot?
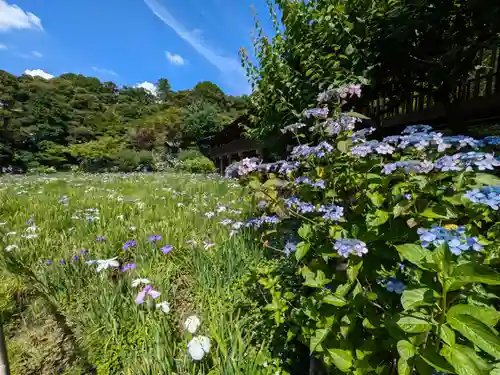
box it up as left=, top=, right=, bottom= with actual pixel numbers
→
left=0, top=173, right=274, bottom=375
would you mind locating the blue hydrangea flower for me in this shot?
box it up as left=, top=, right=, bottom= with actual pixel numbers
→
left=417, top=226, right=483, bottom=255
left=464, top=186, right=500, bottom=210
left=483, top=136, right=500, bottom=146
left=352, top=127, right=376, bottom=142
left=401, top=125, right=433, bottom=134
left=284, top=241, right=297, bottom=255
left=245, top=215, right=281, bottom=229
left=435, top=152, right=500, bottom=172
left=386, top=279, right=405, bottom=294
left=333, top=239, right=368, bottom=258
left=303, top=107, right=329, bottom=119
left=285, top=197, right=316, bottom=214
left=382, top=160, right=434, bottom=175
left=352, top=141, right=394, bottom=156
left=318, top=204, right=344, bottom=221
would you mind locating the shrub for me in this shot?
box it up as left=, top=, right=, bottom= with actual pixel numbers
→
left=176, top=156, right=216, bottom=174
left=177, top=148, right=205, bottom=162
left=113, top=150, right=154, bottom=172
left=231, top=85, right=500, bottom=374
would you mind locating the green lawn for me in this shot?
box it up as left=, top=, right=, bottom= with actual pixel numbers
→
left=0, top=173, right=275, bottom=375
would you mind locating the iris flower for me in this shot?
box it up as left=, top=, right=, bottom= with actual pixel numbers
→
left=184, top=315, right=201, bottom=334
left=135, top=285, right=161, bottom=304
left=86, top=257, right=119, bottom=272
left=187, top=336, right=211, bottom=361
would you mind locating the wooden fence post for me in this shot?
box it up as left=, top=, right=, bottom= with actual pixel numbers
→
left=0, top=323, right=11, bottom=375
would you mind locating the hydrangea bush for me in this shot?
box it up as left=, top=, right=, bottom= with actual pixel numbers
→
left=229, top=85, right=500, bottom=375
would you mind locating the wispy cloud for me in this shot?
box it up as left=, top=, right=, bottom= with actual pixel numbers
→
left=165, top=51, right=185, bottom=66
left=32, top=50, right=42, bottom=58
left=92, top=66, right=118, bottom=77
left=24, top=69, right=53, bottom=80
left=143, top=0, right=249, bottom=94
left=0, top=0, right=43, bottom=32
left=0, top=43, right=7, bottom=49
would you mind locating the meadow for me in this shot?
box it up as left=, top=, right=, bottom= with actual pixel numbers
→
left=0, top=173, right=277, bottom=375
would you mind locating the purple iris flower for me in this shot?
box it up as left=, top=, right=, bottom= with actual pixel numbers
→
left=72, top=255, right=79, bottom=262
left=79, top=248, right=88, bottom=256
left=121, top=263, right=137, bottom=272
left=161, top=245, right=174, bottom=255
left=123, top=240, right=137, bottom=250
left=45, top=260, right=53, bottom=265
left=135, top=285, right=161, bottom=304
left=148, top=235, right=162, bottom=243
left=96, top=236, right=107, bottom=242
left=59, top=259, right=66, bottom=265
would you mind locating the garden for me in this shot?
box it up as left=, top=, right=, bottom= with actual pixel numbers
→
left=2, top=0, right=500, bottom=374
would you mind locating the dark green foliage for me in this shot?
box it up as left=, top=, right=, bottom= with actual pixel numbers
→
left=0, top=70, right=248, bottom=171
left=242, top=0, right=500, bottom=138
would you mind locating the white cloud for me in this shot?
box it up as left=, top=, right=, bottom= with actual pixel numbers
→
left=0, top=0, right=43, bottom=32
left=24, top=69, right=53, bottom=80
left=165, top=51, right=185, bottom=66
left=135, top=81, right=157, bottom=96
left=32, top=50, right=42, bottom=58
left=0, top=43, right=6, bottom=49
left=143, top=0, right=250, bottom=94
left=92, top=66, right=118, bottom=77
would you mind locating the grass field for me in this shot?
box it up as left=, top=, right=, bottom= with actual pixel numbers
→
left=0, top=173, right=277, bottom=375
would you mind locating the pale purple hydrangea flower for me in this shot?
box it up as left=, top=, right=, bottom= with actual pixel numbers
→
left=333, top=239, right=368, bottom=257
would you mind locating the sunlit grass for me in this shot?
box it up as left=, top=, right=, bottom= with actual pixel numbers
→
left=0, top=172, right=275, bottom=375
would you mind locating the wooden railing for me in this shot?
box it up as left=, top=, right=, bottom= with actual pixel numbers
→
left=366, top=44, right=500, bottom=127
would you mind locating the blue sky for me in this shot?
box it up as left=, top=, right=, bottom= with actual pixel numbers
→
left=0, top=0, right=275, bottom=95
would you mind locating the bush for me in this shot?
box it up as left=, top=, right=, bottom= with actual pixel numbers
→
left=176, top=156, right=216, bottom=174
left=176, top=148, right=205, bottom=162
left=231, top=85, right=500, bottom=374
left=113, top=150, right=154, bottom=172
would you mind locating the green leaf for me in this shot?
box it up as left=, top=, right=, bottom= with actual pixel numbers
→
left=367, top=191, right=385, bottom=207
left=441, top=344, right=491, bottom=375
left=421, top=205, right=457, bottom=219
left=304, top=269, right=330, bottom=288
left=396, top=313, right=432, bottom=333
left=295, top=242, right=311, bottom=261
left=346, top=43, right=355, bottom=55
left=447, top=304, right=500, bottom=328
left=310, top=327, right=331, bottom=353
left=347, top=258, right=362, bottom=282
left=366, top=209, right=390, bottom=228
left=326, top=347, right=353, bottom=372
left=439, top=324, right=456, bottom=346
left=394, top=244, right=432, bottom=269
left=337, top=139, right=352, bottom=153
left=448, top=314, right=500, bottom=359
left=401, top=288, right=437, bottom=311
left=419, top=348, right=455, bottom=373
left=263, top=177, right=286, bottom=188
left=298, top=223, right=312, bottom=240
left=397, top=358, right=411, bottom=375
left=396, top=340, right=415, bottom=360
left=474, top=173, right=500, bottom=186
left=323, top=294, right=347, bottom=307
left=446, top=263, right=500, bottom=291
